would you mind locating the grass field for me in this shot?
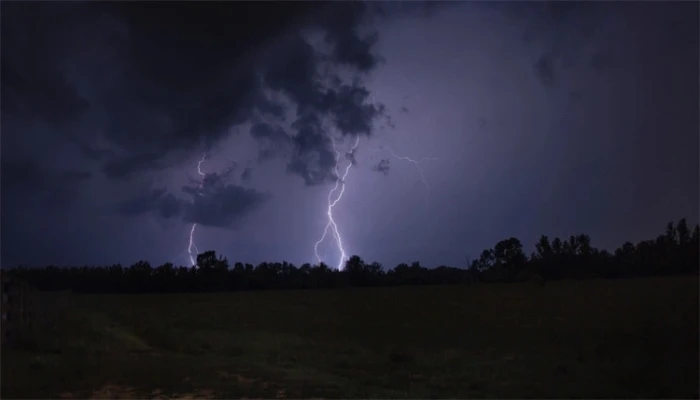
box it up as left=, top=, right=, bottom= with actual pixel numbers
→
left=2, top=276, right=698, bottom=399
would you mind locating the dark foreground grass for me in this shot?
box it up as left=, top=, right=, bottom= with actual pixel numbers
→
left=2, top=276, right=698, bottom=399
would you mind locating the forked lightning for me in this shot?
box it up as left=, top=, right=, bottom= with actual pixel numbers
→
left=314, top=135, right=361, bottom=270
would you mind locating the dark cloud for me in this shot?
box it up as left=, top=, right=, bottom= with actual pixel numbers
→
left=320, top=84, right=386, bottom=136
left=184, top=184, right=270, bottom=229
left=545, top=1, right=587, bottom=21
left=2, top=1, right=697, bottom=271
left=119, top=169, right=270, bottom=229
left=240, top=167, right=253, bottom=182
left=1, top=160, right=91, bottom=192
left=420, top=1, right=459, bottom=18
left=117, top=188, right=183, bottom=219
left=522, top=3, right=697, bottom=90
left=253, top=94, right=287, bottom=119
left=372, top=159, right=390, bottom=175
left=317, top=2, right=382, bottom=72
left=101, top=152, right=163, bottom=180
left=497, top=2, right=603, bottom=89
left=76, top=142, right=117, bottom=162
left=0, top=2, right=90, bottom=125
left=282, top=82, right=386, bottom=186
left=0, top=160, right=93, bottom=210
left=2, top=2, right=386, bottom=186
left=60, top=170, right=93, bottom=183
left=400, top=106, right=409, bottom=114
left=181, top=171, right=270, bottom=229
left=203, top=161, right=238, bottom=187
left=371, top=2, right=459, bottom=21
left=1, top=1, right=390, bottom=266
left=250, top=122, right=293, bottom=161
left=1, top=161, right=49, bottom=191
left=256, top=44, right=385, bottom=184
left=251, top=6, right=387, bottom=186
left=287, top=122, right=338, bottom=186
left=261, top=32, right=319, bottom=105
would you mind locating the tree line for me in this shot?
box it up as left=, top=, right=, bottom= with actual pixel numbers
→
left=3, top=218, right=698, bottom=293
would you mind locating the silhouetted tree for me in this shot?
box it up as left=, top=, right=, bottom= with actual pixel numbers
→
left=4, top=218, right=697, bottom=293
left=493, top=237, right=527, bottom=278
left=677, top=218, right=690, bottom=246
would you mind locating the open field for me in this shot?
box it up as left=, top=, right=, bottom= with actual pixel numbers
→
left=2, top=276, right=698, bottom=399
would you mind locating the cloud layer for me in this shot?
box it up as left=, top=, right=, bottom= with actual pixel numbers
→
left=2, top=2, right=389, bottom=229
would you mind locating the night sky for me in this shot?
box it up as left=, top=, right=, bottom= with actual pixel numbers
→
left=2, top=1, right=698, bottom=269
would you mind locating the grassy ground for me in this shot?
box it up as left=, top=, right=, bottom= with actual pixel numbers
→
left=1, top=276, right=698, bottom=399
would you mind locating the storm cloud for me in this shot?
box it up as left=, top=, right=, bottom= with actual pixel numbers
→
left=118, top=167, right=271, bottom=229
left=0, top=159, right=92, bottom=206
left=2, top=2, right=386, bottom=184
left=372, top=159, right=391, bottom=175
left=2, top=2, right=697, bottom=269
left=2, top=1, right=389, bottom=233
left=117, top=188, right=184, bottom=220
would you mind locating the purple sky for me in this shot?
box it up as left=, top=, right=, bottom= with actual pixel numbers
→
left=2, top=2, right=698, bottom=269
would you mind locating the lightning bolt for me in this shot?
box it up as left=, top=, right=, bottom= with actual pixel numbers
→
left=314, top=135, right=360, bottom=270
left=369, top=146, right=437, bottom=201
left=187, top=154, right=207, bottom=267
left=187, top=224, right=200, bottom=266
